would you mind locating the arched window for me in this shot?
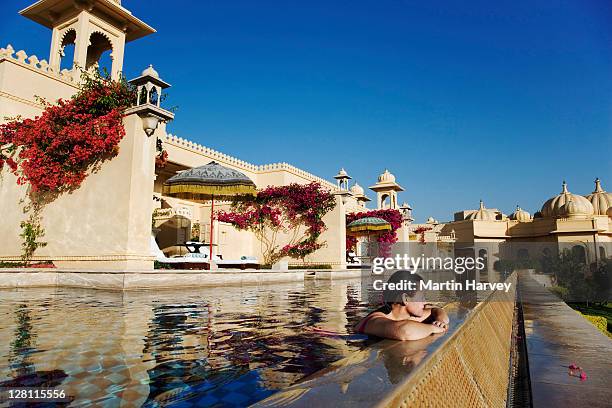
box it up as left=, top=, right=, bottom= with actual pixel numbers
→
left=138, top=87, right=148, bottom=105
left=599, top=246, right=606, bottom=260
left=59, top=30, right=76, bottom=71
left=571, top=245, right=587, bottom=264
left=478, top=249, right=488, bottom=271
left=86, top=32, right=113, bottom=75
left=149, top=87, right=159, bottom=105
left=381, top=194, right=390, bottom=209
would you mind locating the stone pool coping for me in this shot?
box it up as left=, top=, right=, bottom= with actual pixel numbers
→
left=0, top=268, right=363, bottom=290
left=519, top=272, right=612, bottom=407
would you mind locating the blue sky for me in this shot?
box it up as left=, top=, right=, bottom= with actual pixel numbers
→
left=1, top=1, right=611, bottom=222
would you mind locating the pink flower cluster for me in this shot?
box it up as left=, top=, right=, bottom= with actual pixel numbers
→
left=217, top=182, right=336, bottom=261
left=346, top=209, right=404, bottom=256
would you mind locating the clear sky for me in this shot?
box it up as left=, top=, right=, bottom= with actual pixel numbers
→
left=1, top=1, right=611, bottom=222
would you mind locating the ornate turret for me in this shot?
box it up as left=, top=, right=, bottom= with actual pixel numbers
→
left=20, top=0, right=155, bottom=79
left=369, top=169, right=404, bottom=209
left=349, top=183, right=371, bottom=207
left=334, top=168, right=352, bottom=191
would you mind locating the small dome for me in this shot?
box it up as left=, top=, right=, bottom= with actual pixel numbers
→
left=350, top=183, right=364, bottom=195
left=585, top=178, right=612, bottom=216
left=509, top=206, right=531, bottom=222
left=541, top=181, right=594, bottom=218
left=559, top=198, right=593, bottom=218
left=425, top=216, right=438, bottom=225
left=142, top=64, right=159, bottom=79
left=467, top=200, right=496, bottom=221
left=334, top=168, right=351, bottom=180
left=377, top=169, right=396, bottom=183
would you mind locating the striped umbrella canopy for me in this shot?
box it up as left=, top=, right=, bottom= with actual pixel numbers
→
left=162, top=161, right=256, bottom=201
left=346, top=217, right=391, bottom=236
left=162, top=161, right=257, bottom=262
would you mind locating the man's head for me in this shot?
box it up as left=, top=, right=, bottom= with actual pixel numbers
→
left=383, top=270, right=426, bottom=317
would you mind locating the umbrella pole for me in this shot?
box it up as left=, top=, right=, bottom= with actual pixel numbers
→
left=210, top=195, right=214, bottom=264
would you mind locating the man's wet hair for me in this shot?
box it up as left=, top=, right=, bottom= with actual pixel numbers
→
left=383, top=270, right=424, bottom=305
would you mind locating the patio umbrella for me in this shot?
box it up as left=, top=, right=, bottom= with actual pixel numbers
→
left=346, top=217, right=392, bottom=259
left=163, top=161, right=257, bottom=262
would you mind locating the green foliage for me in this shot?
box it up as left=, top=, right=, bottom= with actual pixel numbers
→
left=191, top=223, right=201, bottom=241
left=0, top=261, right=25, bottom=268
left=289, top=264, right=332, bottom=270
left=154, top=261, right=175, bottom=270
left=542, top=250, right=610, bottom=302
left=494, top=258, right=540, bottom=273
left=19, top=211, right=47, bottom=266
left=493, top=259, right=515, bottom=274
left=549, top=285, right=569, bottom=300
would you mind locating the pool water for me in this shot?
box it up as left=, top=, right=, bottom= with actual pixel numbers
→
left=0, top=279, right=380, bottom=407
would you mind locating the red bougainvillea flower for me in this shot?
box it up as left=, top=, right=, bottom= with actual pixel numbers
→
left=0, top=73, right=134, bottom=195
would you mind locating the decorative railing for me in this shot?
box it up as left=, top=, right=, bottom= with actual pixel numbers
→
left=162, top=133, right=337, bottom=190
left=152, top=206, right=193, bottom=220
left=0, top=44, right=77, bottom=84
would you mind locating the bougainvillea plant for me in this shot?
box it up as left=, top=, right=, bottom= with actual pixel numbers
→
left=155, top=138, right=168, bottom=168
left=0, top=71, right=135, bottom=264
left=0, top=72, right=134, bottom=194
left=217, top=182, right=336, bottom=265
left=412, top=226, right=432, bottom=244
left=346, top=209, right=404, bottom=257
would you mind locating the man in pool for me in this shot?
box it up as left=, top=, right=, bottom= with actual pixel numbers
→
left=355, top=271, right=449, bottom=341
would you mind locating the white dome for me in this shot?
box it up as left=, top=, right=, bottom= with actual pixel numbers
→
left=509, top=206, right=531, bottom=222
left=541, top=181, right=594, bottom=218
left=467, top=200, right=496, bottom=221
left=377, top=169, right=396, bottom=183
left=350, top=183, right=364, bottom=195
left=142, top=64, right=159, bottom=79
left=585, top=178, right=612, bottom=216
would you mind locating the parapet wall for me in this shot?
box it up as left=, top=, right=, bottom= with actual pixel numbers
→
left=379, top=273, right=517, bottom=408
left=162, top=133, right=338, bottom=190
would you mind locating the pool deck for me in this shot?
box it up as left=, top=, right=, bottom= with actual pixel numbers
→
left=0, top=268, right=363, bottom=290
left=519, top=272, right=612, bottom=407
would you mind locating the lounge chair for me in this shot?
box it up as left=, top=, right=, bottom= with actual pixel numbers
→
left=151, top=237, right=211, bottom=269
left=346, top=251, right=362, bottom=268
left=151, top=237, right=259, bottom=270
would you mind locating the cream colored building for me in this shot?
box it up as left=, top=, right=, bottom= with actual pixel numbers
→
left=0, top=0, right=411, bottom=271
left=416, top=180, right=612, bottom=271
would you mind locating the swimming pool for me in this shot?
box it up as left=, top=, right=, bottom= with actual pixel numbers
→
left=0, top=279, right=382, bottom=407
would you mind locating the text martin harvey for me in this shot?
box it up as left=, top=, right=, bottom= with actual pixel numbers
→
left=373, top=279, right=513, bottom=293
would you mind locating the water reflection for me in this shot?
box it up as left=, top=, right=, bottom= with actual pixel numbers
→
left=0, top=279, right=381, bottom=407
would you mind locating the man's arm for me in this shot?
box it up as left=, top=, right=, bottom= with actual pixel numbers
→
left=364, top=316, right=445, bottom=341
left=421, top=306, right=450, bottom=329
